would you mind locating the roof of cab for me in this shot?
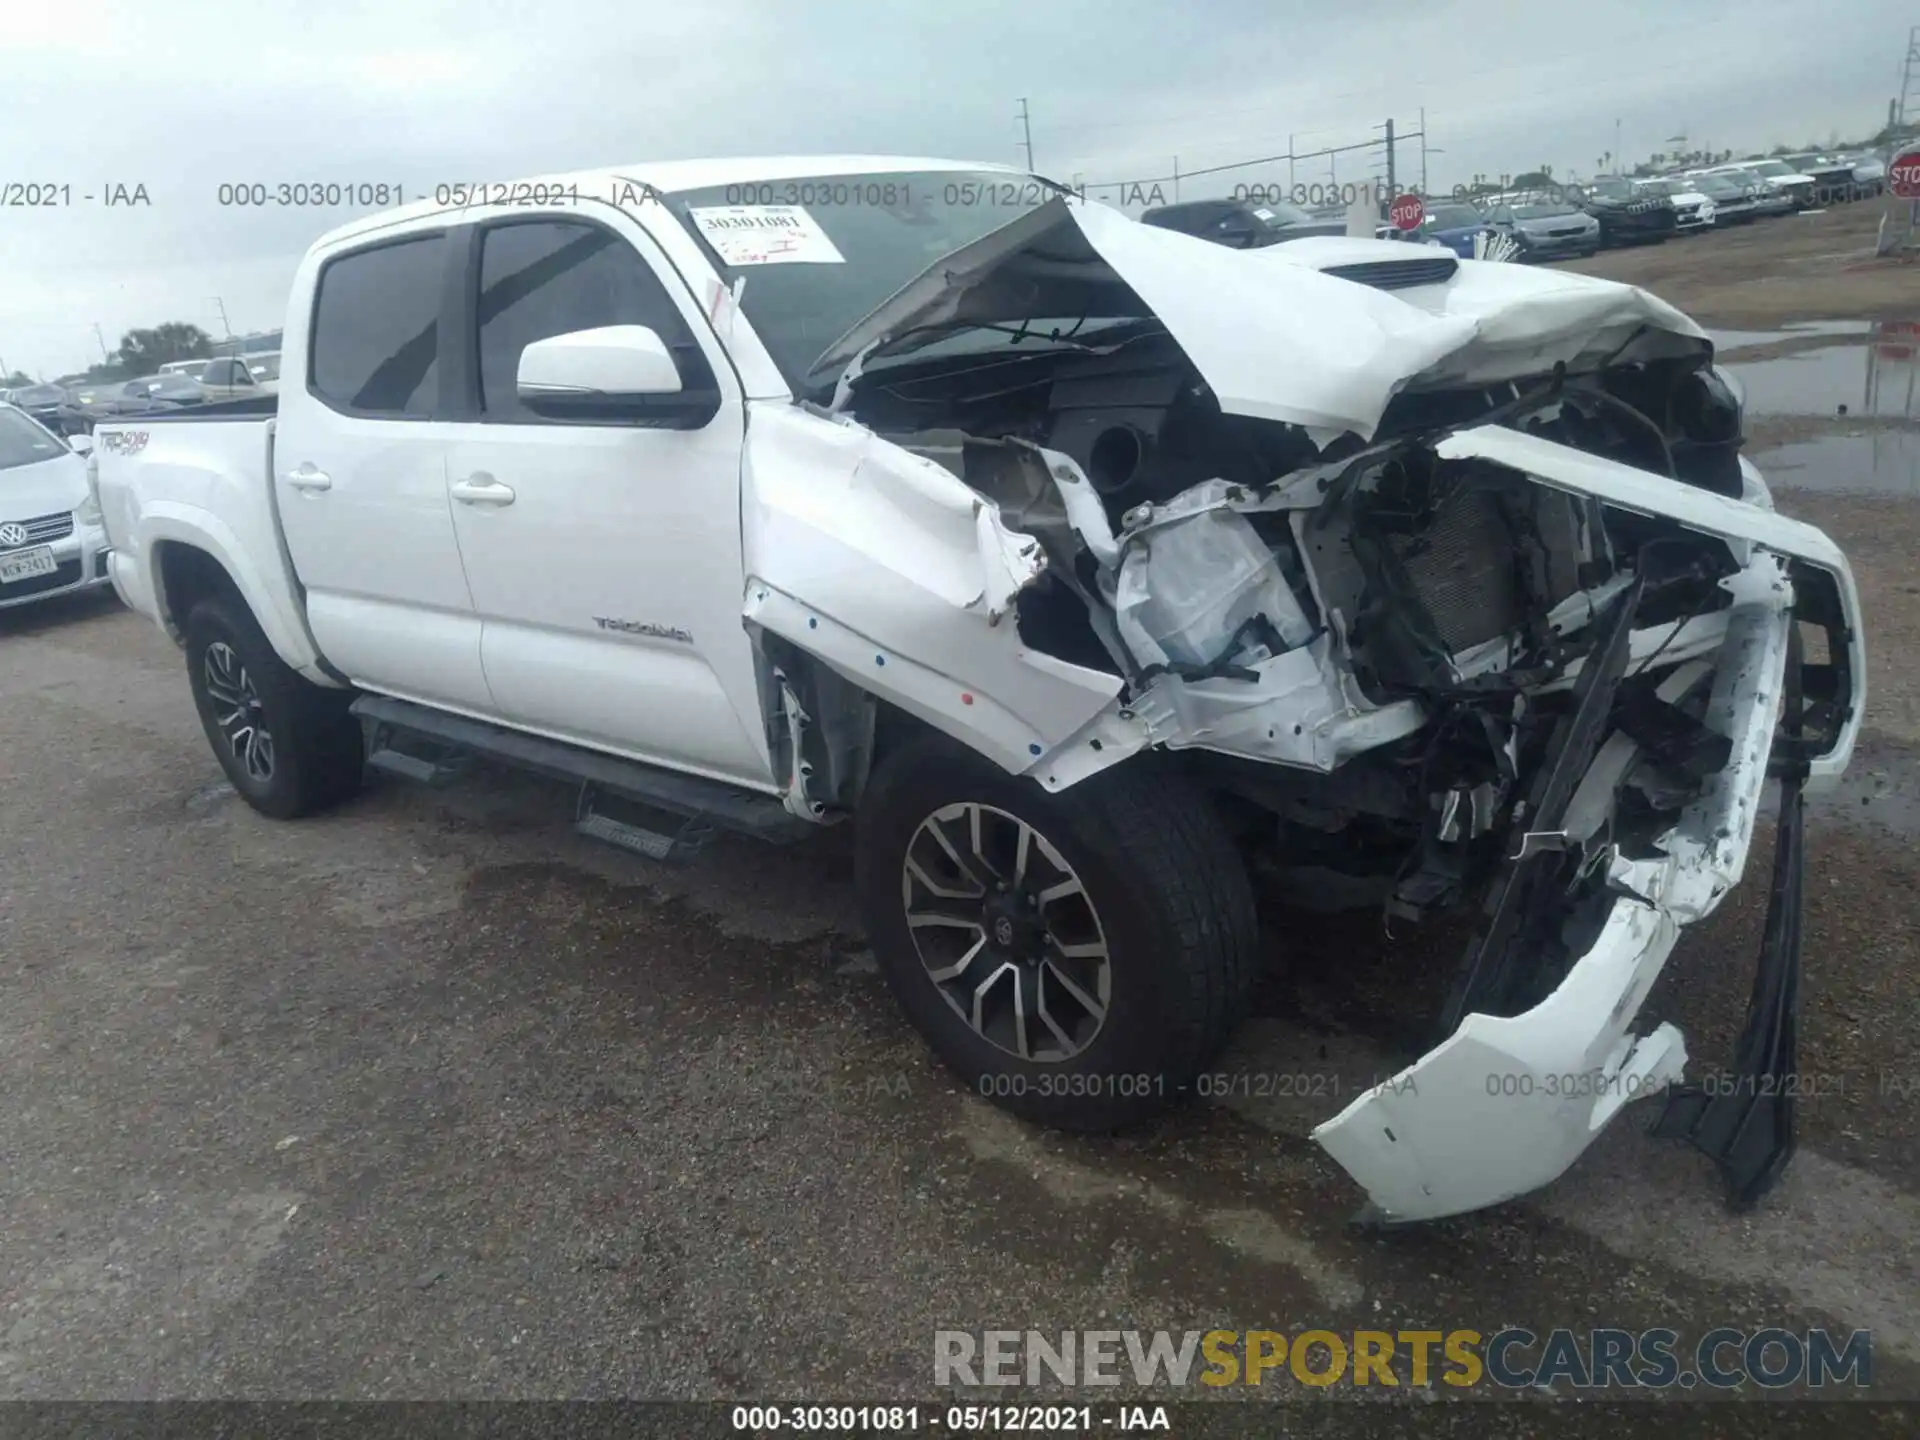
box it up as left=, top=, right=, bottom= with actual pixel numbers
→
left=313, top=154, right=1030, bottom=252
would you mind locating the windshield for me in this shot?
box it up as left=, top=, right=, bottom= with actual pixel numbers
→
left=1752, top=161, right=1792, bottom=177
left=1427, top=205, right=1485, bottom=229
left=248, top=355, right=282, bottom=381
left=1248, top=199, right=1317, bottom=227
left=665, top=170, right=1078, bottom=386
left=0, top=407, right=67, bottom=471
left=13, top=385, right=66, bottom=406
left=125, top=373, right=202, bottom=397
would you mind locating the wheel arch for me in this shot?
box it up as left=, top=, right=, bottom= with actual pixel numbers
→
left=136, top=508, right=340, bottom=686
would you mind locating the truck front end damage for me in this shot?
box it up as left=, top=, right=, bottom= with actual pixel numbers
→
left=749, top=195, right=1862, bottom=1220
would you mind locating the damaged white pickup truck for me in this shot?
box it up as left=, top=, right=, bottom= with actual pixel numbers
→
left=90, top=157, right=1863, bottom=1222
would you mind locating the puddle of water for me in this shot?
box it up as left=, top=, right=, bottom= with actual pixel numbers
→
left=1707, top=320, right=1878, bottom=351
left=1723, top=339, right=1920, bottom=420
left=1750, top=430, right=1920, bottom=495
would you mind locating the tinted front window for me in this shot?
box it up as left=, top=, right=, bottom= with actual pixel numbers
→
left=310, top=234, right=446, bottom=415
left=1512, top=204, right=1578, bottom=219
left=1248, top=200, right=1316, bottom=227
left=146, top=374, right=203, bottom=397
left=14, top=385, right=65, bottom=407
left=0, top=408, right=65, bottom=470
left=475, top=220, right=702, bottom=419
left=1428, top=206, right=1484, bottom=228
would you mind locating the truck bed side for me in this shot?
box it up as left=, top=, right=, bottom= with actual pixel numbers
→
left=92, top=414, right=338, bottom=684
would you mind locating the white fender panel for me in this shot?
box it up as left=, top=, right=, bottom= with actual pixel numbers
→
left=741, top=403, right=1123, bottom=774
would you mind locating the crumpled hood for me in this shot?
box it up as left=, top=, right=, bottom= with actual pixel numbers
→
left=816, top=198, right=1708, bottom=443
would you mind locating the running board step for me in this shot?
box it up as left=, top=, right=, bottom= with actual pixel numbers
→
left=349, top=694, right=815, bottom=845
left=575, top=784, right=718, bottom=864
left=366, top=728, right=471, bottom=787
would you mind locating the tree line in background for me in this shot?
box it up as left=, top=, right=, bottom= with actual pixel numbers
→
left=5, top=321, right=215, bottom=388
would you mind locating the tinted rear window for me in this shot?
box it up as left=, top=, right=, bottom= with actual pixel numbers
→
left=310, top=234, right=446, bottom=415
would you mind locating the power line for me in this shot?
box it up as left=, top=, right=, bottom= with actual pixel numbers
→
left=1081, top=130, right=1421, bottom=191
left=1900, top=24, right=1920, bottom=127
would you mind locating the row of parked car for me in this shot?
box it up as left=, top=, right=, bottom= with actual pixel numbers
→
left=0, top=353, right=280, bottom=437
left=1142, top=147, right=1896, bottom=263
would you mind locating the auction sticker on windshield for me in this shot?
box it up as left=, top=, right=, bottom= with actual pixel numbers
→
left=688, top=205, right=847, bottom=266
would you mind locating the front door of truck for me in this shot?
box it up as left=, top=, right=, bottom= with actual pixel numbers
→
left=438, top=208, right=774, bottom=789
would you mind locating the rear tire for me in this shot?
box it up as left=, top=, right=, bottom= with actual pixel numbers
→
left=183, top=595, right=364, bottom=819
left=856, top=735, right=1259, bottom=1131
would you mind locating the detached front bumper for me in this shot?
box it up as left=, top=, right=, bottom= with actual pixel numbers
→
left=1312, top=481, right=1862, bottom=1220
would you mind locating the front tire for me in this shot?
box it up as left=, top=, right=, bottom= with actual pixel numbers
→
left=183, top=595, right=364, bottom=819
left=856, top=735, right=1259, bottom=1131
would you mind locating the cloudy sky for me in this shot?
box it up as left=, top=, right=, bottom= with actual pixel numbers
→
left=2, top=0, right=1909, bottom=377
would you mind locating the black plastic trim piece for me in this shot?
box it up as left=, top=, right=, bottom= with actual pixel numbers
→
left=1436, top=571, right=1644, bottom=1035
left=349, top=694, right=813, bottom=843
left=1652, top=625, right=1806, bottom=1210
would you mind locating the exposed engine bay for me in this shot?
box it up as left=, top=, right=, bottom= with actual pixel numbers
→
left=741, top=200, right=1864, bottom=1221
left=844, top=323, right=1834, bottom=951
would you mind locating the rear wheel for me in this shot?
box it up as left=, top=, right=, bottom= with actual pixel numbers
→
left=183, top=595, right=364, bottom=819
left=856, top=735, right=1259, bottom=1130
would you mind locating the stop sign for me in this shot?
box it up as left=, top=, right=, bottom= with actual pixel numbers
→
left=1389, top=193, right=1426, bottom=230
left=1891, top=148, right=1920, bottom=200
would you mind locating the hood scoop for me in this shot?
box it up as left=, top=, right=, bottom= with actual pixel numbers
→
left=1320, top=255, right=1459, bottom=291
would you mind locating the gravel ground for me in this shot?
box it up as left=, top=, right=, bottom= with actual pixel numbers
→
left=4, top=219, right=1919, bottom=1425
left=1559, top=198, right=1919, bottom=330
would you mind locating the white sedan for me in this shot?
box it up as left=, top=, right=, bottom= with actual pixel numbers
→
left=0, top=404, right=114, bottom=612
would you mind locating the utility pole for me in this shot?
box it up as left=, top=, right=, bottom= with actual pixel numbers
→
left=1016, top=98, right=1034, bottom=172
left=1172, top=156, right=1180, bottom=201
left=92, top=323, right=110, bottom=364
left=1899, top=25, right=1920, bottom=128
left=212, top=296, right=233, bottom=345
left=1419, top=107, right=1428, bottom=194
left=1382, top=117, right=1397, bottom=198
left=1289, top=135, right=1295, bottom=192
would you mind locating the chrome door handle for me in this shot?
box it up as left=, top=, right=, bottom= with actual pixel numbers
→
left=286, top=467, right=332, bottom=492
left=451, top=474, right=516, bottom=506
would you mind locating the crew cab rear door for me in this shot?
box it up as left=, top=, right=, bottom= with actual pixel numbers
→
left=274, top=220, right=494, bottom=713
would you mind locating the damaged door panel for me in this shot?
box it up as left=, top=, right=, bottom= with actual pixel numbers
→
left=740, top=403, right=1128, bottom=783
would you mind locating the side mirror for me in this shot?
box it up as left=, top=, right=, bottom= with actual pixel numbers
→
left=67, top=433, right=94, bottom=455
left=517, top=325, right=716, bottom=426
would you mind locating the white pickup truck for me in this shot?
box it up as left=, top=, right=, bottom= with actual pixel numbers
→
left=92, top=154, right=1865, bottom=1222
